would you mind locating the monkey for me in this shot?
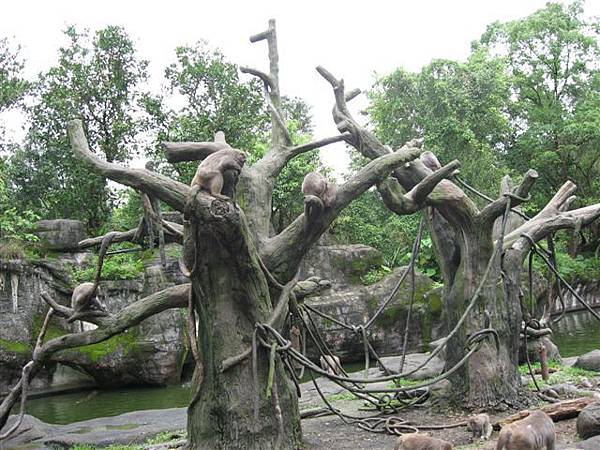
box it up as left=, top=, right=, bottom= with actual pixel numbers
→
left=495, top=410, right=555, bottom=450
left=301, top=172, right=337, bottom=229
left=68, top=232, right=118, bottom=324
left=394, top=433, right=453, bottom=450
left=467, top=413, right=493, bottom=440
left=190, top=148, right=247, bottom=200
left=420, top=151, right=442, bottom=172
left=319, top=354, right=342, bottom=376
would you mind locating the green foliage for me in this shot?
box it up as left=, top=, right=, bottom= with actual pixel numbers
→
left=368, top=47, right=510, bottom=190
left=70, top=249, right=145, bottom=283
left=7, top=25, right=148, bottom=230
left=101, top=189, right=143, bottom=233
left=0, top=207, right=40, bottom=244
left=479, top=1, right=600, bottom=209
left=0, top=37, right=30, bottom=114
left=143, top=41, right=269, bottom=182
left=532, top=243, right=600, bottom=282
left=361, top=265, right=392, bottom=285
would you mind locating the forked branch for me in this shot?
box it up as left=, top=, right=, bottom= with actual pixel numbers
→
left=68, top=120, right=189, bottom=211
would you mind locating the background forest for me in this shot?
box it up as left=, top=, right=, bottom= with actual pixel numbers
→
left=1, top=1, right=599, bottom=282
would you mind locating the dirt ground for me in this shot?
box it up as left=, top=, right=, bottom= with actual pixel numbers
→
left=301, top=399, right=591, bottom=450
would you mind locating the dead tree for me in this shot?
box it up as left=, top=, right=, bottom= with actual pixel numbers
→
left=316, top=67, right=600, bottom=409
left=0, top=20, right=458, bottom=450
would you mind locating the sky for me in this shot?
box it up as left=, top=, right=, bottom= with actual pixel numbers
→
left=2, top=0, right=600, bottom=173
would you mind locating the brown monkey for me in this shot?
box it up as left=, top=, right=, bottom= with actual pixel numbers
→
left=301, top=172, right=337, bottom=228
left=190, top=148, right=247, bottom=199
left=420, top=151, right=442, bottom=171
left=496, top=410, right=555, bottom=450
left=68, top=232, right=118, bottom=323
left=394, top=433, right=453, bottom=450
left=467, top=413, right=493, bottom=440
left=319, top=354, right=342, bottom=376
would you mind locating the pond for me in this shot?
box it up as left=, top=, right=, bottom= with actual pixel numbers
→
left=552, top=309, right=600, bottom=358
left=20, top=310, right=598, bottom=425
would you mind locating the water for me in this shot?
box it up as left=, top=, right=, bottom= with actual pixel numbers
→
left=25, top=384, right=191, bottom=425
left=552, top=310, right=600, bottom=357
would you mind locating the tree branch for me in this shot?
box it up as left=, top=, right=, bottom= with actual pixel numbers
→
left=77, top=221, right=183, bottom=249
left=68, top=119, right=189, bottom=211
left=479, top=170, right=539, bottom=225
left=162, top=142, right=230, bottom=163
left=262, top=148, right=423, bottom=279
left=504, top=181, right=600, bottom=253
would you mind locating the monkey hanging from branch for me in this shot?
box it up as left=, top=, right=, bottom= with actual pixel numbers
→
left=67, top=232, right=118, bottom=325
left=301, top=172, right=337, bottom=231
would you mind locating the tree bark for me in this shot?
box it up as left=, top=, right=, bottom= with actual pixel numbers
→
left=184, top=192, right=301, bottom=450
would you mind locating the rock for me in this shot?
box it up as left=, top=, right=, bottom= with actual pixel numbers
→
left=574, top=350, right=600, bottom=373
left=1, top=414, right=57, bottom=448
left=1, top=409, right=187, bottom=449
left=577, top=402, right=600, bottom=440
left=300, top=244, right=384, bottom=289
left=303, top=259, right=442, bottom=362
left=579, top=435, right=600, bottom=450
left=35, top=219, right=87, bottom=250
left=377, top=353, right=444, bottom=381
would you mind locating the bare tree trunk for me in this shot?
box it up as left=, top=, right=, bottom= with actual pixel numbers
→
left=184, top=193, right=301, bottom=450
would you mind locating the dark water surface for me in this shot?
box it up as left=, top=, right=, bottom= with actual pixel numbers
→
left=22, top=311, right=598, bottom=425
left=551, top=310, right=600, bottom=357
left=25, top=384, right=192, bottom=425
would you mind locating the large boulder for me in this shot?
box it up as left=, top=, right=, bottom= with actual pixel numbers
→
left=35, top=219, right=87, bottom=250
left=301, top=244, right=443, bottom=362
left=574, top=350, right=600, bottom=373
left=577, top=402, right=600, bottom=440
left=300, top=244, right=384, bottom=289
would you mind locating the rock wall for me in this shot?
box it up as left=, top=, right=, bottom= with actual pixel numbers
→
left=0, top=245, right=189, bottom=395
left=299, top=244, right=444, bottom=362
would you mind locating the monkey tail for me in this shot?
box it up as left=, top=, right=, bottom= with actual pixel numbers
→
left=92, top=232, right=118, bottom=291
left=303, top=195, right=324, bottom=232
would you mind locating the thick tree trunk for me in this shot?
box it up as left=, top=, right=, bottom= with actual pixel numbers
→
left=184, top=192, right=301, bottom=450
left=444, top=229, right=523, bottom=408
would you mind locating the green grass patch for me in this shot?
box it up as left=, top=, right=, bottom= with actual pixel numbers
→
left=146, top=430, right=186, bottom=445
left=0, top=338, right=31, bottom=354
left=326, top=392, right=358, bottom=402
left=519, top=361, right=598, bottom=389
left=67, top=329, right=140, bottom=363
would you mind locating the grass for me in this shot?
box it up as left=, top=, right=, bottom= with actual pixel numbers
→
left=69, top=429, right=186, bottom=450
left=518, top=361, right=598, bottom=389
left=0, top=338, right=31, bottom=354
left=326, top=392, right=358, bottom=402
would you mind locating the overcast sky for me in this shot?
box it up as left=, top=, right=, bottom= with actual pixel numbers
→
left=2, top=0, right=599, bottom=172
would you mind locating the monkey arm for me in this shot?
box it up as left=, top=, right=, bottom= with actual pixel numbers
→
left=68, top=120, right=189, bottom=212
